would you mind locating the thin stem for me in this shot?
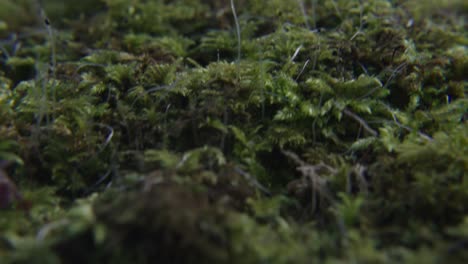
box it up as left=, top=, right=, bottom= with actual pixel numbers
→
left=311, top=0, right=317, bottom=29
left=350, top=1, right=364, bottom=40
left=230, top=0, right=241, bottom=64
left=297, top=0, right=311, bottom=30
left=343, top=108, right=378, bottom=137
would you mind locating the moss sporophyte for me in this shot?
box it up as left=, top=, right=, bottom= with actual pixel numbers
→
left=0, top=0, right=467, bottom=263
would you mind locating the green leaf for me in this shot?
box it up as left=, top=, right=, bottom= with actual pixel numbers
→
left=350, top=137, right=378, bottom=151
left=230, top=125, right=248, bottom=146
left=305, top=78, right=334, bottom=94
left=379, top=126, right=400, bottom=152
left=349, top=100, right=373, bottom=114
left=144, top=149, right=180, bottom=169
left=204, top=117, right=228, bottom=134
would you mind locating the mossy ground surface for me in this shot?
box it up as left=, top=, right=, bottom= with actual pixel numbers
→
left=0, top=0, right=467, bottom=263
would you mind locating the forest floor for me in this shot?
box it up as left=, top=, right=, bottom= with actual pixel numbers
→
left=0, top=0, right=467, bottom=263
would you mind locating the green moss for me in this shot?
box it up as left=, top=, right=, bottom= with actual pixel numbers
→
left=0, top=0, right=467, bottom=263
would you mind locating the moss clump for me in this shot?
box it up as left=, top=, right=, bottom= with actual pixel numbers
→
left=0, top=0, right=467, bottom=263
